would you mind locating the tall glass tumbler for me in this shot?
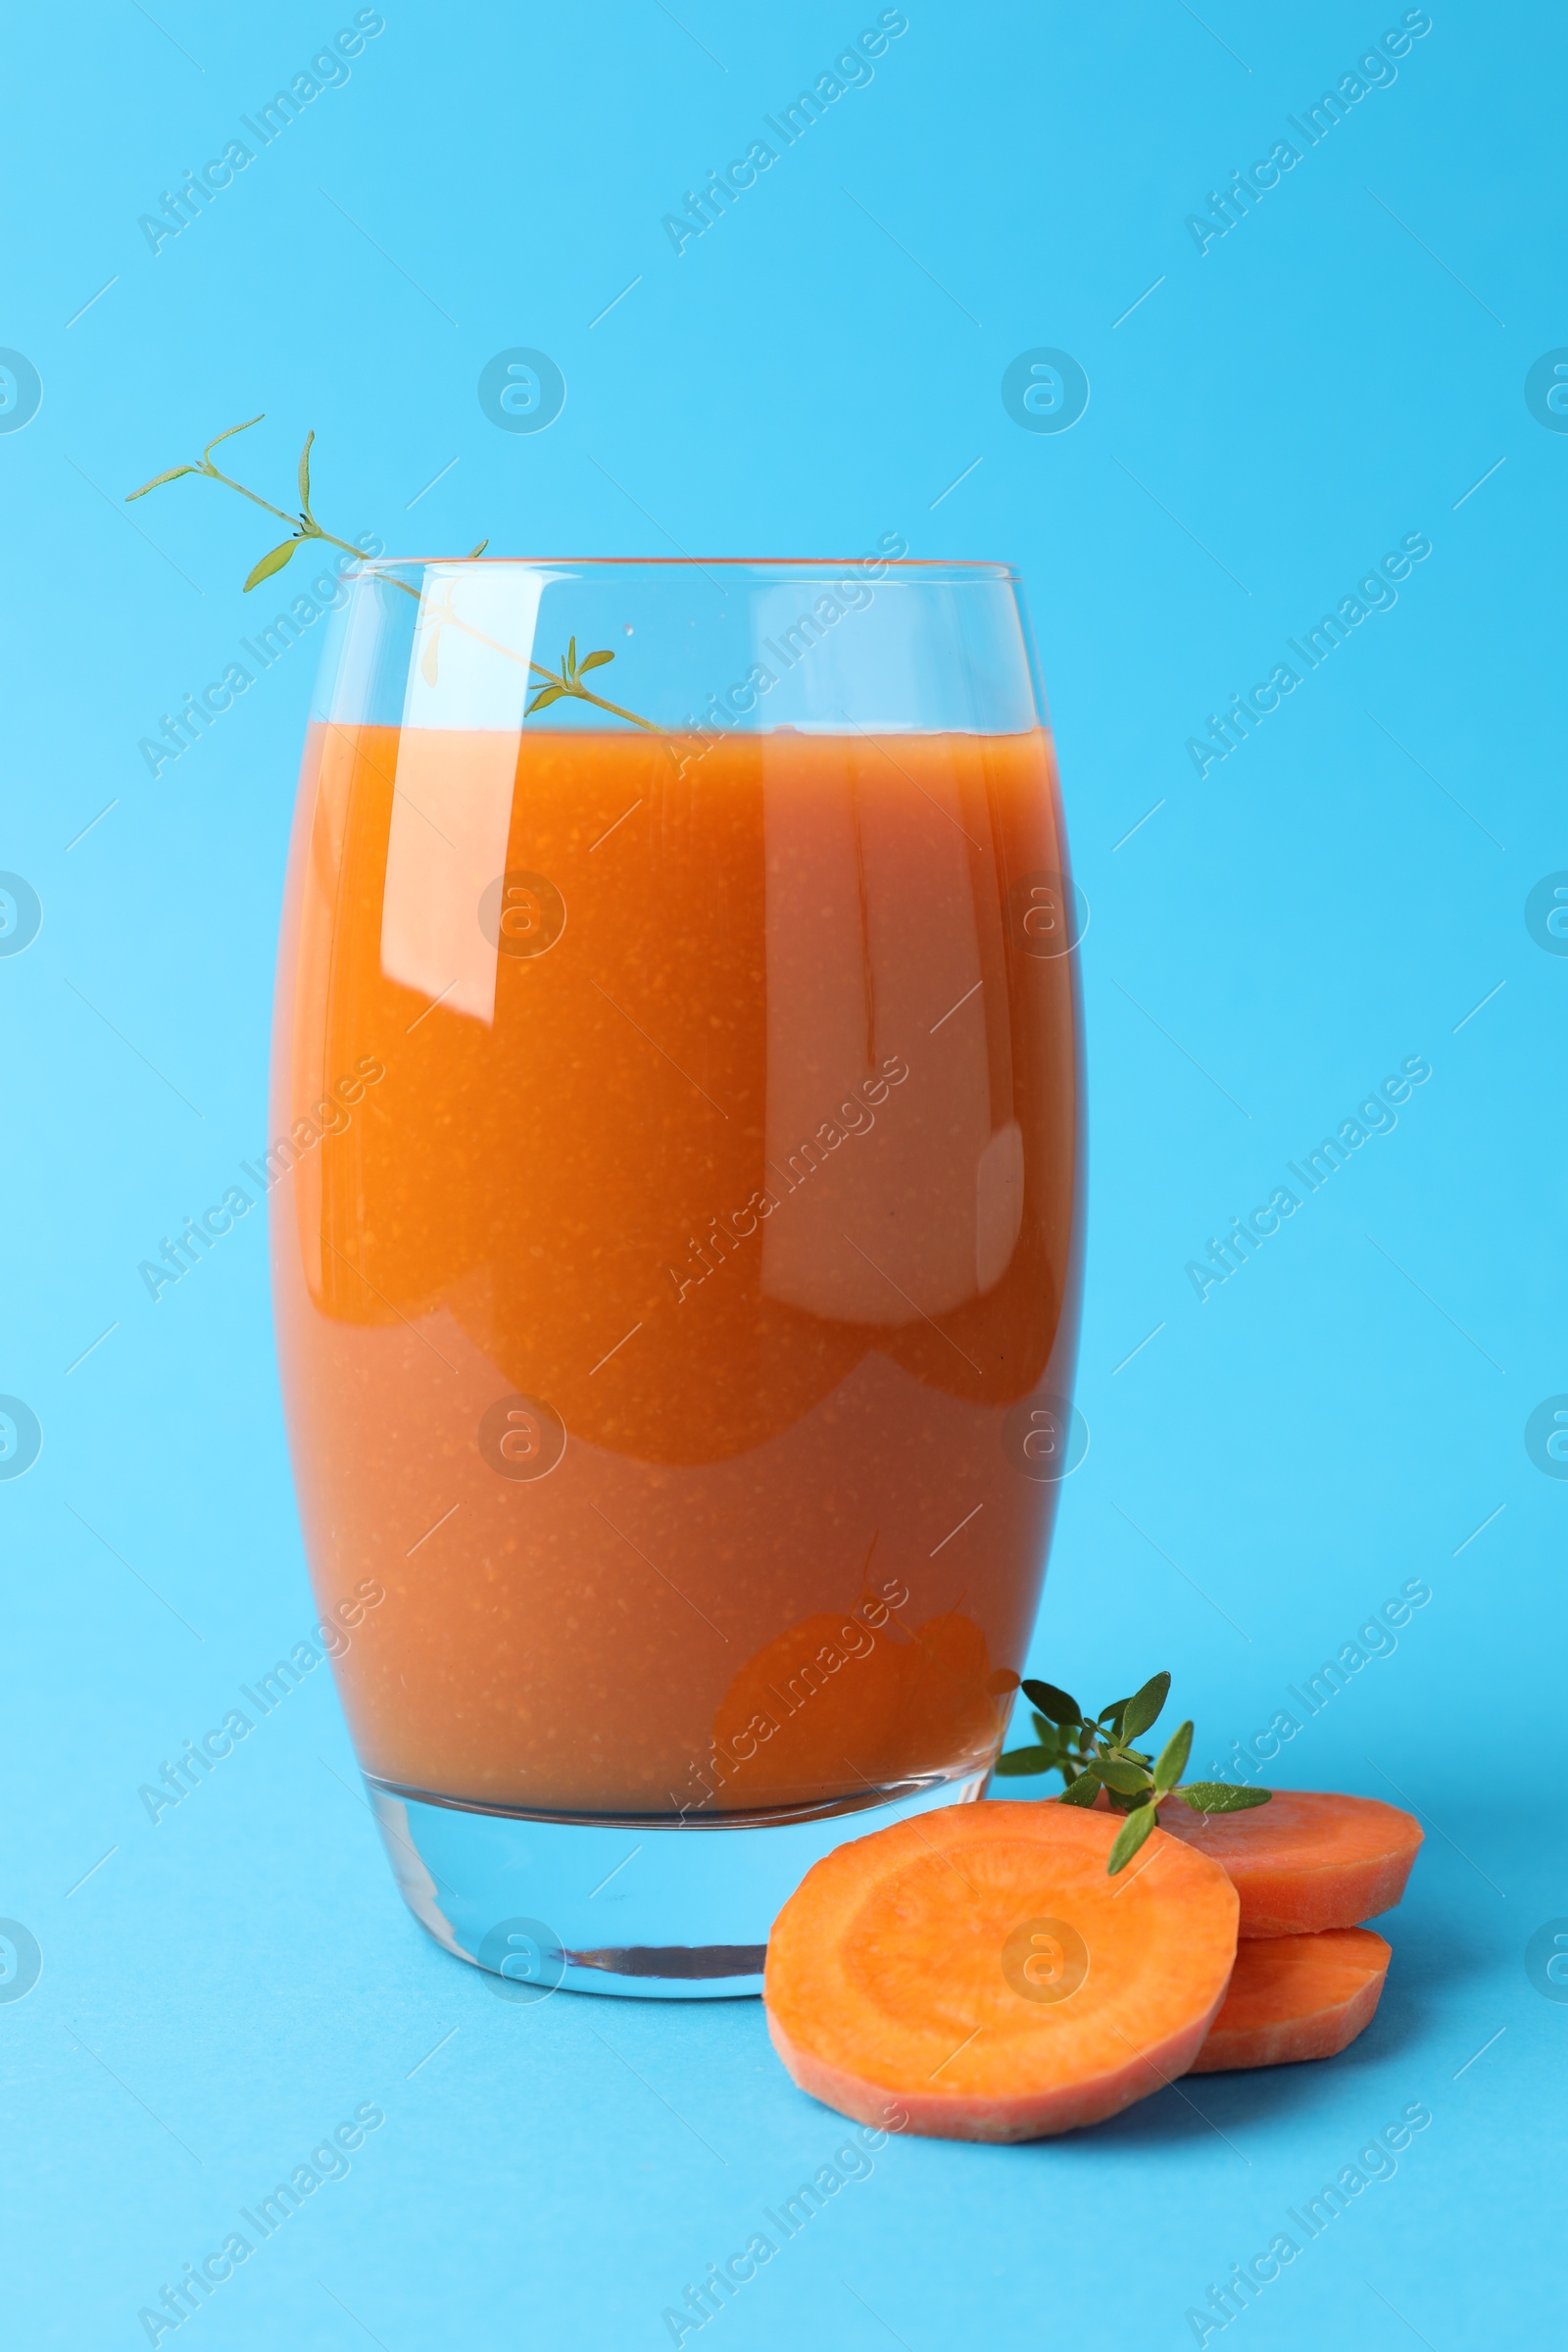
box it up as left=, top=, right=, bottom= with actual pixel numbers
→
left=271, top=556, right=1083, bottom=1996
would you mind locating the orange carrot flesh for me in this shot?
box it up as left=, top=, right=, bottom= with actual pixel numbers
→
left=710, top=1611, right=909, bottom=1809
left=710, top=1612, right=1004, bottom=1811
left=764, top=1799, right=1239, bottom=2142
left=1188, top=1926, right=1391, bottom=2072
left=1156, top=1789, right=1422, bottom=1936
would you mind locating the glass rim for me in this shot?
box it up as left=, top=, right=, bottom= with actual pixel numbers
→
left=345, top=555, right=1022, bottom=579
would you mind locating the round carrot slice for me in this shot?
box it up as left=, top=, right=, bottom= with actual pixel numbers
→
left=764, top=1799, right=1239, bottom=2142
left=1157, top=1789, right=1422, bottom=1936
left=710, top=1610, right=908, bottom=1809
left=710, top=1610, right=1006, bottom=1809
left=1189, top=1926, right=1391, bottom=2072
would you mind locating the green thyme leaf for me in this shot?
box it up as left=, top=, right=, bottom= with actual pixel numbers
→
left=1015, top=1667, right=1277, bottom=1846
left=993, top=1745, right=1055, bottom=1777
left=1120, top=1671, right=1171, bottom=1741
left=566, top=635, right=578, bottom=676
left=298, top=429, right=314, bottom=514
left=1177, top=1782, right=1273, bottom=1813
left=204, top=415, right=265, bottom=460
left=1152, top=1719, right=1194, bottom=1796
left=579, top=648, right=614, bottom=671
left=1056, top=1771, right=1101, bottom=1808
left=466, top=539, right=490, bottom=558
left=527, top=684, right=566, bottom=711
left=1021, top=1679, right=1080, bottom=1727
left=125, top=465, right=196, bottom=501
left=1107, top=1799, right=1160, bottom=1875
left=244, top=538, right=300, bottom=591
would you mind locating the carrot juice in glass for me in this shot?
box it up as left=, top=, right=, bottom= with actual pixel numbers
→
left=271, top=556, right=1083, bottom=1996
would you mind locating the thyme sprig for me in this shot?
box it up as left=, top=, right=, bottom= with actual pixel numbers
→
left=127, top=416, right=402, bottom=586
left=526, top=633, right=661, bottom=733
left=126, top=416, right=655, bottom=731
left=995, top=1670, right=1271, bottom=1874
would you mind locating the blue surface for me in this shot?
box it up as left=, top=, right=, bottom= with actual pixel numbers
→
left=2, top=3, right=1561, bottom=2344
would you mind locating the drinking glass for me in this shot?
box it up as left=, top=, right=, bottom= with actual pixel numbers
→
left=271, top=554, right=1083, bottom=1997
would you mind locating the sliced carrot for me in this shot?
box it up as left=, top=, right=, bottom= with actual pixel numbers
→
left=1188, top=1926, right=1391, bottom=2073
left=764, top=1799, right=1239, bottom=2142
left=711, top=1609, right=1004, bottom=1808
left=710, top=1610, right=907, bottom=1808
left=1157, top=1788, right=1422, bottom=1936
left=890, top=1612, right=1009, bottom=1773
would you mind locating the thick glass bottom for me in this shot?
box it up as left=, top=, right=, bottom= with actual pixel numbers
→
left=368, top=1771, right=989, bottom=1998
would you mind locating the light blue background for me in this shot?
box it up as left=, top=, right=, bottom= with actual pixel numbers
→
left=2, top=3, right=1561, bottom=2345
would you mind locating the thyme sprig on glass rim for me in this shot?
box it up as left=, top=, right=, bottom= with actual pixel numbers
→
left=126, top=415, right=656, bottom=729
left=995, top=1669, right=1271, bottom=1874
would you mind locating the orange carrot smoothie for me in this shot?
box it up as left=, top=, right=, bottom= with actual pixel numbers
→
left=270, top=719, right=1081, bottom=1819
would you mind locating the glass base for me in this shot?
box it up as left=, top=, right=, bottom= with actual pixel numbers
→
left=367, top=1771, right=989, bottom=1998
